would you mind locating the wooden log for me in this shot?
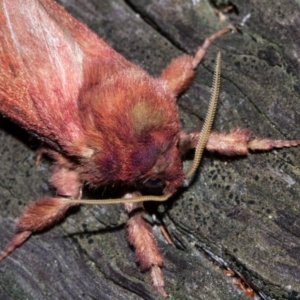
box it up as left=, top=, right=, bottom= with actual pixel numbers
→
left=1, top=0, right=300, bottom=299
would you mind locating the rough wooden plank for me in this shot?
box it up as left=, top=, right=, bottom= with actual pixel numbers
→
left=126, top=0, right=300, bottom=299
left=0, top=0, right=300, bottom=299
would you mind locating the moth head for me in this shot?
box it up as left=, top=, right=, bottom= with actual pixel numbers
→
left=79, top=68, right=183, bottom=194
left=77, top=52, right=220, bottom=205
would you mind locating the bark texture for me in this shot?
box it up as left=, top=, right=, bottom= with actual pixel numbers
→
left=1, top=1, right=300, bottom=299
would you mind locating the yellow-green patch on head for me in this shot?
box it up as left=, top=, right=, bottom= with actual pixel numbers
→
left=130, top=100, right=164, bottom=135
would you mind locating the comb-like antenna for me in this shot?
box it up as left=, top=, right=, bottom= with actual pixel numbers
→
left=184, top=51, right=221, bottom=179
left=64, top=52, right=221, bottom=205
left=63, top=193, right=170, bottom=205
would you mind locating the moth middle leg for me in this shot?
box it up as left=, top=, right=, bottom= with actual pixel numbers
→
left=0, top=165, right=82, bottom=261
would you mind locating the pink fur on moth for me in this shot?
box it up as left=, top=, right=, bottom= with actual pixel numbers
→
left=1, top=0, right=300, bottom=297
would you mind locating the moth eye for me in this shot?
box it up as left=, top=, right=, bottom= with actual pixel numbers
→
left=140, top=178, right=166, bottom=195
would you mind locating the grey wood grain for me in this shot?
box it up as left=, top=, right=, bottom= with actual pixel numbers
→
left=1, top=0, right=300, bottom=299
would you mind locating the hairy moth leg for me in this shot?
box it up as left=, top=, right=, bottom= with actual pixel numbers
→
left=124, top=196, right=166, bottom=297
left=161, top=25, right=234, bottom=95
left=179, top=128, right=300, bottom=156
left=0, top=166, right=82, bottom=261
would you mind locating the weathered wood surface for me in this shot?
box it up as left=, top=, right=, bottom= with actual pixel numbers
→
left=1, top=0, right=300, bottom=299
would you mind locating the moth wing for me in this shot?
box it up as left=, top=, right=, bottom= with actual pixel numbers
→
left=0, top=0, right=119, bottom=154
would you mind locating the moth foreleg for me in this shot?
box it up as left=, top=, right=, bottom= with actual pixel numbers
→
left=179, top=128, right=300, bottom=156
left=160, top=25, right=234, bottom=96
left=124, top=200, right=166, bottom=297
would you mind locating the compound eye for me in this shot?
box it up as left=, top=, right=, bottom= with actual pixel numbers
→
left=140, top=178, right=166, bottom=195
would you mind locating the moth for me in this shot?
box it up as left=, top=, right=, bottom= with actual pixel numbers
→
left=1, top=0, right=300, bottom=297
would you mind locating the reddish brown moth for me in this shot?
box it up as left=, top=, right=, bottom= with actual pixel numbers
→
left=1, top=0, right=300, bottom=297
